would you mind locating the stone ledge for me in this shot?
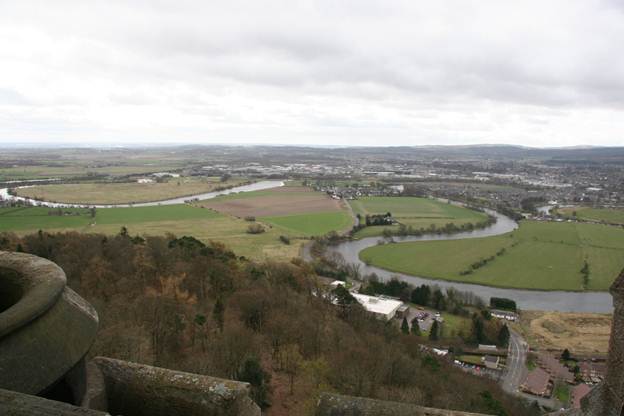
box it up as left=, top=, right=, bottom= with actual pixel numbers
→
left=0, top=388, right=110, bottom=416
left=88, top=357, right=260, bottom=416
left=316, top=392, right=492, bottom=416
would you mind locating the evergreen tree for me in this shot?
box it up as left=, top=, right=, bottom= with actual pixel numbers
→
left=429, top=320, right=440, bottom=341
left=497, top=324, right=510, bottom=347
left=411, top=318, right=421, bottom=336
left=237, top=357, right=271, bottom=408
left=411, top=284, right=431, bottom=306
left=401, top=317, right=409, bottom=334
left=561, top=348, right=571, bottom=361
left=472, top=315, right=486, bottom=344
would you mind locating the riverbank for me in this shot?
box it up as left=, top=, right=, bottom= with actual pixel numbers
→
left=0, top=180, right=285, bottom=208
left=322, top=209, right=614, bottom=312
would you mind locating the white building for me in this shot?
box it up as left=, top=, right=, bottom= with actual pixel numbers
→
left=351, top=293, right=403, bottom=321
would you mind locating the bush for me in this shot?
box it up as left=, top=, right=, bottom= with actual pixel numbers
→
left=247, top=224, right=266, bottom=234
left=244, top=216, right=256, bottom=222
left=279, top=235, right=290, bottom=245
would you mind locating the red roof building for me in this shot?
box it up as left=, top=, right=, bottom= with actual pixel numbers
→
left=537, top=353, right=575, bottom=384
left=521, top=368, right=552, bottom=397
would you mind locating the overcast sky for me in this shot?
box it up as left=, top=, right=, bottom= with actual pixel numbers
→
left=1, top=0, right=623, bottom=147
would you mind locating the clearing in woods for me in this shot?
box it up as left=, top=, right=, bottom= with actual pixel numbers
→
left=348, top=196, right=488, bottom=238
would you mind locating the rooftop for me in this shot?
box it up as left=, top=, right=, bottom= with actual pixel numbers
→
left=351, top=293, right=403, bottom=316
left=522, top=368, right=551, bottom=396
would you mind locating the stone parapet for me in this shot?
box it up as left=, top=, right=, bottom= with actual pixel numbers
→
left=0, top=251, right=99, bottom=396
left=316, top=393, right=491, bottom=416
left=86, top=357, right=260, bottom=416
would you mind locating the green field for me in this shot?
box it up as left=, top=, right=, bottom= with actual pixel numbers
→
left=557, top=206, right=624, bottom=225
left=349, top=197, right=487, bottom=238
left=0, top=202, right=353, bottom=260
left=261, top=211, right=353, bottom=236
left=360, top=221, right=624, bottom=291
left=14, top=177, right=245, bottom=205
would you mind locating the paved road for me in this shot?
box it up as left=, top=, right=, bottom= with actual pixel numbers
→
left=502, top=329, right=560, bottom=409
left=502, top=328, right=528, bottom=394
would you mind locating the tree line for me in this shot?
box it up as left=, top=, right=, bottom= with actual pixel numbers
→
left=0, top=230, right=535, bottom=416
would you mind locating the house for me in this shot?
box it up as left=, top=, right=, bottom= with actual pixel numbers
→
left=350, top=293, right=403, bottom=321
left=578, top=361, right=607, bottom=383
left=537, top=353, right=575, bottom=384
left=571, top=384, right=592, bottom=409
left=478, top=344, right=498, bottom=352
left=482, top=355, right=500, bottom=370
left=490, top=309, right=518, bottom=322
left=521, top=368, right=552, bottom=397
left=137, top=178, right=155, bottom=184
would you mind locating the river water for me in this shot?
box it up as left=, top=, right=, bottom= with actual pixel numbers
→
left=325, top=209, right=613, bottom=313
left=0, top=180, right=285, bottom=208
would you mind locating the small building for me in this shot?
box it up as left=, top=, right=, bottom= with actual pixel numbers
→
left=521, top=368, right=552, bottom=397
left=490, top=309, right=518, bottom=322
left=578, top=361, right=607, bottom=383
left=482, top=355, right=500, bottom=370
left=395, top=304, right=410, bottom=319
left=478, top=344, right=498, bottom=352
left=137, top=178, right=155, bottom=184
left=571, top=384, right=592, bottom=409
left=537, top=353, right=575, bottom=384
left=351, top=293, right=404, bottom=321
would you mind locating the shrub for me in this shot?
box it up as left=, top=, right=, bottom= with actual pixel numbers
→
left=244, top=216, right=256, bottom=222
left=279, top=235, right=290, bottom=245
left=247, top=223, right=266, bottom=234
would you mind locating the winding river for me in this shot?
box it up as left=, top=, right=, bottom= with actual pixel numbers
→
left=324, top=209, right=613, bottom=313
left=0, top=180, right=285, bottom=208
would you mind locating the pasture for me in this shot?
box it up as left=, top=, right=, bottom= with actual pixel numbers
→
left=0, top=186, right=353, bottom=258
left=0, top=205, right=299, bottom=260
left=557, top=206, right=624, bottom=225
left=360, top=221, right=624, bottom=291
left=14, top=177, right=245, bottom=205
left=349, top=196, right=488, bottom=237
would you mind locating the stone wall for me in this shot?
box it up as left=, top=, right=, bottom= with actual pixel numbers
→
left=315, top=393, right=491, bottom=416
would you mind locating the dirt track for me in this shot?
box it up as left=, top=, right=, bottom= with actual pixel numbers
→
left=200, top=186, right=344, bottom=217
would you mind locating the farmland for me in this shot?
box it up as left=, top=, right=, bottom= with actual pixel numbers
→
left=348, top=196, right=488, bottom=238
left=0, top=205, right=299, bottom=260
left=360, top=221, right=624, bottom=291
left=199, top=186, right=354, bottom=236
left=0, top=186, right=353, bottom=259
left=14, top=177, right=246, bottom=205
left=556, top=206, right=624, bottom=225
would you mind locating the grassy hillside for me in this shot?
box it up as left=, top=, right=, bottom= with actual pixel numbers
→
left=360, top=221, right=624, bottom=291
left=349, top=197, right=487, bottom=238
